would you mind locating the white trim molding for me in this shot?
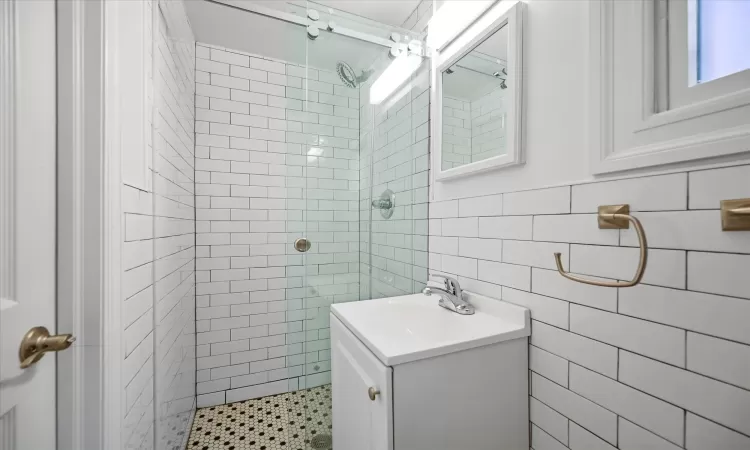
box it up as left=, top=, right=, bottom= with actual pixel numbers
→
left=104, top=0, right=125, bottom=446
left=0, top=0, right=16, bottom=328
left=103, top=1, right=125, bottom=448
left=589, top=0, right=750, bottom=174
left=56, top=0, right=122, bottom=449
left=431, top=1, right=525, bottom=182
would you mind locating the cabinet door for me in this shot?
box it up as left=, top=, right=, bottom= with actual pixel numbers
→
left=331, top=315, right=393, bottom=450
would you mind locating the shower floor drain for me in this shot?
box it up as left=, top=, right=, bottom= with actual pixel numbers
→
left=311, top=434, right=333, bottom=449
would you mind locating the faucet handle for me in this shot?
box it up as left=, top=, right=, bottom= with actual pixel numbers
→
left=430, top=274, right=461, bottom=295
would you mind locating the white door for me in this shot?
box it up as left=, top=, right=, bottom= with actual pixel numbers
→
left=331, top=317, right=393, bottom=450
left=0, top=1, right=71, bottom=448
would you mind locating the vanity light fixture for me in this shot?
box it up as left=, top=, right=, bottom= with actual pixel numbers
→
left=369, top=42, right=423, bottom=105
left=426, top=0, right=495, bottom=50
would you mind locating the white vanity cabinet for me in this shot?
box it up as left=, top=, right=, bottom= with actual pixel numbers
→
left=331, top=317, right=393, bottom=450
left=330, top=292, right=531, bottom=450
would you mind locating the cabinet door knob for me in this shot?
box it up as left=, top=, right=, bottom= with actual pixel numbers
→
left=368, top=387, right=380, bottom=401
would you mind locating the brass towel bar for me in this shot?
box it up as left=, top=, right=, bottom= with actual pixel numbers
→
left=553, top=204, right=648, bottom=288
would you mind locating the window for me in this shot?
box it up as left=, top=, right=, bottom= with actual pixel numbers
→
left=589, top=0, right=750, bottom=174
left=667, top=0, right=750, bottom=110
left=691, top=0, right=750, bottom=85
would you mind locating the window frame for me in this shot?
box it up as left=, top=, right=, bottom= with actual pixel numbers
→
left=667, top=0, right=750, bottom=109
left=590, top=0, right=750, bottom=174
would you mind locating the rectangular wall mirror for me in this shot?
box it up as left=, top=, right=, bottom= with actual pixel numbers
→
left=441, top=25, right=509, bottom=170
left=431, top=1, right=525, bottom=181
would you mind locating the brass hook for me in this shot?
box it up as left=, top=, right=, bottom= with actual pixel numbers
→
left=553, top=205, right=648, bottom=288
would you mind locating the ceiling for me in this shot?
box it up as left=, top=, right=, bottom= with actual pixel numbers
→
left=474, top=22, right=508, bottom=62
left=443, top=66, right=504, bottom=103
left=309, top=1, right=422, bottom=28
left=443, top=21, right=508, bottom=101
left=185, top=0, right=401, bottom=74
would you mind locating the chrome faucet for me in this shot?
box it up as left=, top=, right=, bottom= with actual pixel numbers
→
left=422, top=274, right=475, bottom=315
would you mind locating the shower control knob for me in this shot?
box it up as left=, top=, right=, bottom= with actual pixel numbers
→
left=372, top=189, right=395, bottom=219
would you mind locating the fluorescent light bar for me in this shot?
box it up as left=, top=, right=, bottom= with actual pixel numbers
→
left=369, top=52, right=423, bottom=105
left=427, top=0, right=494, bottom=50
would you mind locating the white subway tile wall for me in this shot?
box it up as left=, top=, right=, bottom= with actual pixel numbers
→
left=121, top=1, right=156, bottom=448
left=153, top=4, right=197, bottom=449
left=429, top=165, right=750, bottom=449
left=440, top=87, right=507, bottom=170
left=469, top=86, right=506, bottom=161
left=358, top=66, right=430, bottom=300
left=399, top=0, right=433, bottom=34
left=122, top=2, right=196, bottom=449
left=442, top=96, right=473, bottom=169
left=193, top=42, right=424, bottom=407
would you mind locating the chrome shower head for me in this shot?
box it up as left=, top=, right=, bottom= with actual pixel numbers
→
left=336, top=61, right=358, bottom=88
left=336, top=61, right=372, bottom=89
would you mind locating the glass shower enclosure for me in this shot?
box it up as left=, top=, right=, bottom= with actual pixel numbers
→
left=186, top=0, right=429, bottom=448
left=293, top=4, right=430, bottom=448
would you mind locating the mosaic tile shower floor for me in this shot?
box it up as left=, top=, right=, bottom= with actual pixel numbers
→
left=188, top=384, right=333, bottom=450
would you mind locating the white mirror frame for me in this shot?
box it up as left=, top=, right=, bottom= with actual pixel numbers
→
left=430, top=1, right=525, bottom=182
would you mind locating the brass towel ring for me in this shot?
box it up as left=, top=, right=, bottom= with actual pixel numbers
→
left=553, top=204, right=648, bottom=288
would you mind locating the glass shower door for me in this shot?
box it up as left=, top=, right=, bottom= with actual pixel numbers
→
left=296, top=31, right=360, bottom=450
left=291, top=3, right=429, bottom=448
left=296, top=8, right=391, bottom=448
left=358, top=49, right=431, bottom=303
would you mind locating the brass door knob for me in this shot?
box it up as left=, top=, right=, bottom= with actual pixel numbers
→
left=19, top=326, right=76, bottom=369
left=368, top=387, right=380, bottom=401
left=294, top=238, right=312, bottom=252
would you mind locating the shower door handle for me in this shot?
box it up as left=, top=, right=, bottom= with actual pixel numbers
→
left=294, top=238, right=312, bottom=253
